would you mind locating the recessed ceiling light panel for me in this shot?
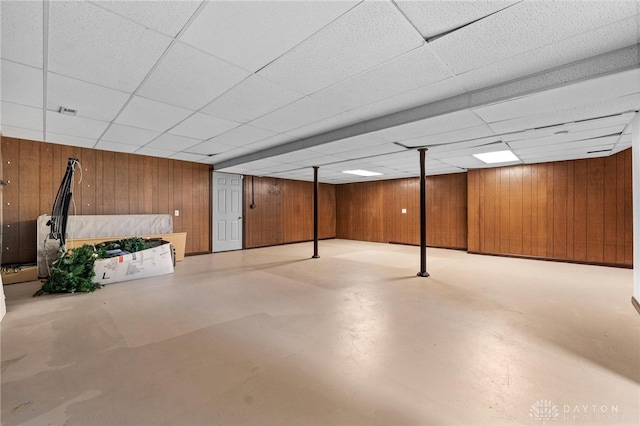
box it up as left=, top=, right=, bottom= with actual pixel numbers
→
left=473, top=150, right=519, bottom=164
left=342, top=169, right=383, bottom=177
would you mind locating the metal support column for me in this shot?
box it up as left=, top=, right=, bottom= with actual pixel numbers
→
left=417, top=149, right=429, bottom=277
left=312, top=166, right=320, bottom=259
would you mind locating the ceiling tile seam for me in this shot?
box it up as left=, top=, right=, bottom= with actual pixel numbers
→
left=45, top=70, right=133, bottom=97
left=483, top=108, right=640, bottom=132
left=448, top=15, right=640, bottom=81
left=609, top=113, right=638, bottom=153
left=389, top=0, right=428, bottom=42
left=251, top=0, right=365, bottom=75
left=215, top=45, right=638, bottom=171
left=247, top=96, right=355, bottom=132
left=1, top=58, right=43, bottom=72
left=42, top=0, right=50, bottom=141
left=424, top=0, right=524, bottom=43
left=91, top=1, right=211, bottom=150
left=197, top=76, right=304, bottom=124
left=86, top=0, right=203, bottom=40
left=305, top=45, right=456, bottom=105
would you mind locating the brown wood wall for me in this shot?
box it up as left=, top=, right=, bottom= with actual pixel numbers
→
left=1, top=137, right=211, bottom=264
left=467, top=149, right=633, bottom=266
left=243, top=176, right=336, bottom=248
left=336, top=173, right=468, bottom=249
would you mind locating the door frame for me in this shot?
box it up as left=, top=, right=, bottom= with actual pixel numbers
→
left=211, top=171, right=244, bottom=253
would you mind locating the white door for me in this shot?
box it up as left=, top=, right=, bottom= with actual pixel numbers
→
left=213, top=172, right=243, bottom=252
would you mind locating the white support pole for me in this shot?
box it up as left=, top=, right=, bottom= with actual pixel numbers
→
left=632, top=113, right=640, bottom=313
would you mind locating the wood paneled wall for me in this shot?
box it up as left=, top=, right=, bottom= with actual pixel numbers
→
left=336, top=173, right=468, bottom=249
left=243, top=176, right=336, bottom=248
left=1, top=137, right=211, bottom=265
left=468, top=149, right=633, bottom=266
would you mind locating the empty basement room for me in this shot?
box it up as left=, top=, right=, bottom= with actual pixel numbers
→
left=1, top=1, right=639, bottom=425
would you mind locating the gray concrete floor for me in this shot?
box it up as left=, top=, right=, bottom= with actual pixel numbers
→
left=1, top=239, right=638, bottom=425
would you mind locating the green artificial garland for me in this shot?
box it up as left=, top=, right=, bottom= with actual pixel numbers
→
left=34, top=237, right=149, bottom=297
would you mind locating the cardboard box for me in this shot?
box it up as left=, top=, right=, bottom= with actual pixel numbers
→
left=93, top=241, right=175, bottom=285
left=68, top=232, right=187, bottom=261
left=2, top=265, right=38, bottom=284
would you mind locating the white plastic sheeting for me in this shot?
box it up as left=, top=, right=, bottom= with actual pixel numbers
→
left=36, top=214, right=173, bottom=277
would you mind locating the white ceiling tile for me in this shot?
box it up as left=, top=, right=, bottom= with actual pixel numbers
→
left=170, top=152, right=209, bottom=162
left=430, top=1, right=639, bottom=74
left=238, top=159, right=285, bottom=170
left=1, top=60, right=42, bottom=108
left=145, top=133, right=201, bottom=152
left=168, top=112, right=240, bottom=140
left=430, top=140, right=510, bottom=159
left=376, top=110, right=486, bottom=142
left=611, top=142, right=631, bottom=154
left=401, top=124, right=496, bottom=148
left=433, top=155, right=487, bottom=169
left=487, top=94, right=639, bottom=134
left=115, top=96, right=193, bottom=132
left=215, top=165, right=251, bottom=175
left=502, top=113, right=636, bottom=142
left=617, top=133, right=632, bottom=144
left=93, top=1, right=201, bottom=37
left=94, top=140, right=140, bottom=154
left=187, top=141, right=237, bottom=156
left=252, top=163, right=298, bottom=173
left=100, top=123, right=161, bottom=146
left=47, top=73, right=130, bottom=122
left=474, top=69, right=640, bottom=123
left=512, top=135, right=620, bottom=155
left=135, top=146, right=178, bottom=157
left=310, top=133, right=388, bottom=155
left=243, top=134, right=298, bottom=153
left=350, top=77, right=467, bottom=121
left=257, top=1, right=424, bottom=94
left=0, top=125, right=43, bottom=142
left=180, top=0, right=358, bottom=72
left=284, top=110, right=365, bottom=139
left=45, top=132, right=96, bottom=148
left=519, top=144, right=615, bottom=161
left=396, top=0, right=518, bottom=39
left=251, top=97, right=344, bottom=133
left=209, top=147, right=252, bottom=163
left=138, top=42, right=250, bottom=110
left=508, top=125, right=625, bottom=149
left=454, top=15, right=640, bottom=92
left=270, top=150, right=326, bottom=163
left=207, top=125, right=278, bottom=147
left=425, top=135, right=505, bottom=155
left=334, top=143, right=404, bottom=160
left=1, top=1, right=43, bottom=67
left=48, top=1, right=172, bottom=92
left=310, top=45, right=452, bottom=112
left=1, top=102, right=43, bottom=131
left=521, top=151, right=613, bottom=164
left=201, top=75, right=304, bottom=123
left=46, top=112, right=109, bottom=139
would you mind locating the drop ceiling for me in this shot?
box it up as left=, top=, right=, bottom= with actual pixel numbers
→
left=1, top=0, right=638, bottom=184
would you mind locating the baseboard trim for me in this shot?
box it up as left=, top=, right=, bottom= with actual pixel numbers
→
left=245, top=237, right=336, bottom=250
left=632, top=297, right=640, bottom=316
left=467, top=251, right=633, bottom=269
left=387, top=241, right=467, bottom=251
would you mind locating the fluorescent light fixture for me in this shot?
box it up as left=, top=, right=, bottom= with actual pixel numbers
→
left=342, top=169, right=383, bottom=177
left=473, top=150, right=519, bottom=164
